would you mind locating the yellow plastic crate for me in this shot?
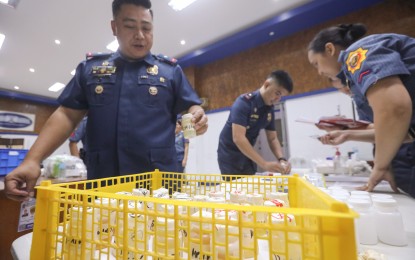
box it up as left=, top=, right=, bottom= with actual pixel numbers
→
left=31, top=170, right=358, bottom=260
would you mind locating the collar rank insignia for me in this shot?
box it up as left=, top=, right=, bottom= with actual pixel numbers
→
left=92, top=65, right=116, bottom=76
left=147, top=65, right=159, bottom=75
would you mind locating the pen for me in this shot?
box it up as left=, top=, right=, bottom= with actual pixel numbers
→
left=309, top=135, right=322, bottom=141
left=351, top=99, right=356, bottom=123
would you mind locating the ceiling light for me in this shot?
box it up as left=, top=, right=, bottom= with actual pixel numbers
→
left=29, top=68, right=35, bottom=73
left=0, top=33, right=5, bottom=50
left=106, top=39, right=118, bottom=52
left=70, top=69, right=76, bottom=76
left=0, top=0, right=20, bottom=8
left=14, top=86, right=19, bottom=90
left=55, top=39, right=61, bottom=45
left=168, top=0, right=198, bottom=11
left=180, top=40, right=186, bottom=45
left=48, top=82, right=65, bottom=92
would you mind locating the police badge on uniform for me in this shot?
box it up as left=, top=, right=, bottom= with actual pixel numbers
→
left=95, top=85, right=104, bottom=94
left=346, top=47, right=368, bottom=74
left=149, top=86, right=158, bottom=95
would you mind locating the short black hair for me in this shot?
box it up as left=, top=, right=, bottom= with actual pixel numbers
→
left=308, top=23, right=367, bottom=53
left=112, top=0, right=153, bottom=18
left=268, top=70, right=293, bottom=93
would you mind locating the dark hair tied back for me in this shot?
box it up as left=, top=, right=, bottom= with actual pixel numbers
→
left=308, top=23, right=367, bottom=53
left=338, top=23, right=367, bottom=46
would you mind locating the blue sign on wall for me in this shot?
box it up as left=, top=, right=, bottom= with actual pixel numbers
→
left=0, top=111, right=35, bottom=131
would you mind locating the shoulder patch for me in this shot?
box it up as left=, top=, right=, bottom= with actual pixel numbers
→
left=86, top=52, right=113, bottom=61
left=346, top=47, right=368, bottom=74
left=156, top=54, right=178, bottom=65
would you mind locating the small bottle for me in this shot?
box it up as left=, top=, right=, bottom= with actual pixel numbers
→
left=189, top=211, right=213, bottom=260
left=352, top=147, right=359, bottom=160
left=348, top=199, right=377, bottom=245
left=181, top=113, right=197, bottom=139
left=333, top=147, right=341, bottom=174
left=155, top=217, right=177, bottom=257
left=64, top=206, right=95, bottom=260
left=93, top=198, right=117, bottom=246
left=112, top=202, right=146, bottom=259
left=373, top=198, right=407, bottom=246
left=371, top=194, right=393, bottom=200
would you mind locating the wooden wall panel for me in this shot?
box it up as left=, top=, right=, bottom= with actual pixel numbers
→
left=191, top=0, right=415, bottom=111
left=0, top=97, right=57, bottom=134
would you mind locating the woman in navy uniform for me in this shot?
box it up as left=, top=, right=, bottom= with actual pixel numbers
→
left=5, top=0, right=208, bottom=201
left=217, top=70, right=293, bottom=177
left=319, top=76, right=414, bottom=199
left=308, top=23, right=415, bottom=197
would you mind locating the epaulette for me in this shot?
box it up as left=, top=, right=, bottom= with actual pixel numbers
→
left=156, top=54, right=178, bottom=65
left=85, top=52, right=113, bottom=61
left=244, top=92, right=254, bottom=100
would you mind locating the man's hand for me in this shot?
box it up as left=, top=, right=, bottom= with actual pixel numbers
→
left=357, top=166, right=399, bottom=193
left=279, top=160, right=291, bottom=175
left=190, top=108, right=208, bottom=135
left=4, top=160, right=41, bottom=201
left=261, top=161, right=291, bottom=175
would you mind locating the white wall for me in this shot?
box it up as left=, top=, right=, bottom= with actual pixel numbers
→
left=186, top=110, right=229, bottom=174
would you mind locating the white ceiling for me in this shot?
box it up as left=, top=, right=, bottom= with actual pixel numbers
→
left=0, top=0, right=311, bottom=99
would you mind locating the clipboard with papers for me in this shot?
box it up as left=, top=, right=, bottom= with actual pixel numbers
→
left=296, top=116, right=371, bottom=130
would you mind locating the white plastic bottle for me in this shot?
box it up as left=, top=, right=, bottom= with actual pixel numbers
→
left=111, top=203, right=145, bottom=259
left=93, top=198, right=117, bottom=244
left=348, top=199, right=377, bottom=245
left=352, top=147, right=359, bottom=160
left=373, top=198, right=407, bottom=246
left=181, top=113, right=197, bottom=139
left=155, top=217, right=178, bottom=257
left=64, top=206, right=95, bottom=260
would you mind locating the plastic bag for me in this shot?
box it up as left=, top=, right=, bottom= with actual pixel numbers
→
left=43, top=154, right=86, bottom=179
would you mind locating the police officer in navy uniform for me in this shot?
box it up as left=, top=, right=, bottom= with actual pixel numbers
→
left=217, top=70, right=293, bottom=178
left=5, top=0, right=208, bottom=201
left=308, top=23, right=415, bottom=197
